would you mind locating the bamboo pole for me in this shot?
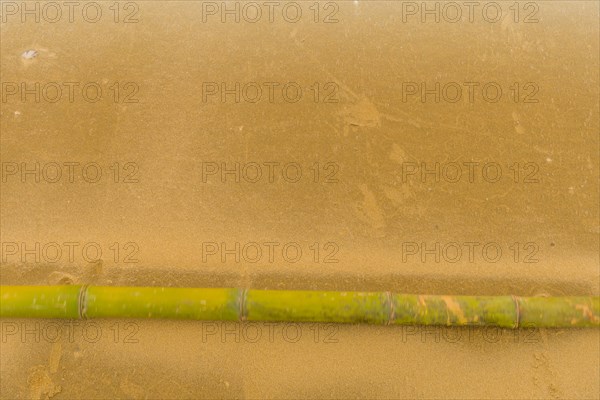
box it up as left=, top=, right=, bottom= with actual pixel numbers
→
left=1, top=286, right=598, bottom=328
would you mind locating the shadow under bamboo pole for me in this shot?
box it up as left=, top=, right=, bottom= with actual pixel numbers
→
left=0, top=286, right=598, bottom=328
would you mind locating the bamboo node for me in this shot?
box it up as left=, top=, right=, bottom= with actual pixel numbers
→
left=512, top=295, right=521, bottom=329
left=239, top=288, right=248, bottom=322
left=386, top=291, right=395, bottom=325
left=78, top=285, right=89, bottom=319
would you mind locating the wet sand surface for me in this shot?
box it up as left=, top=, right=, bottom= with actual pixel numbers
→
left=1, top=1, right=599, bottom=398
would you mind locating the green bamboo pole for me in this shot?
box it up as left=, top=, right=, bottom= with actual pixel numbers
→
left=0, top=285, right=81, bottom=319
left=1, top=286, right=598, bottom=328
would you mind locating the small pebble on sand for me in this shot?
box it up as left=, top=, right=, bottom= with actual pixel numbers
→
left=21, top=50, right=38, bottom=59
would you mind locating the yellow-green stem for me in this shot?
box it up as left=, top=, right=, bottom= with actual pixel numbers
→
left=1, top=286, right=598, bottom=328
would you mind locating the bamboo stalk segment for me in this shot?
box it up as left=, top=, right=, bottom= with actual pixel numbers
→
left=1, top=286, right=598, bottom=328
left=0, top=285, right=81, bottom=319
left=517, top=296, right=600, bottom=328
left=390, top=295, right=519, bottom=328
left=84, top=286, right=241, bottom=320
left=244, top=290, right=391, bottom=324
